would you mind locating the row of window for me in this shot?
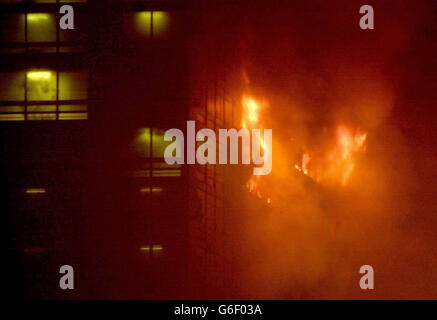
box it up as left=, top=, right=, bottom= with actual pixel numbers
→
left=23, top=244, right=165, bottom=258
left=0, top=70, right=87, bottom=100
left=0, top=1, right=86, bottom=4
left=0, top=10, right=175, bottom=49
left=0, top=11, right=87, bottom=53
left=0, top=70, right=88, bottom=120
left=0, top=4, right=177, bottom=122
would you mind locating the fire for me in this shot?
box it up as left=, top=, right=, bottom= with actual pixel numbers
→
left=241, top=95, right=268, bottom=156
left=241, top=96, right=261, bottom=129
left=335, top=126, right=367, bottom=185
left=241, top=92, right=366, bottom=199
left=295, top=125, right=367, bottom=186
left=241, top=95, right=271, bottom=203
left=295, top=153, right=310, bottom=175
left=302, top=153, right=311, bottom=175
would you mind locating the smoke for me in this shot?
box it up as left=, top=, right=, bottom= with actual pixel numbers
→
left=234, top=0, right=437, bottom=298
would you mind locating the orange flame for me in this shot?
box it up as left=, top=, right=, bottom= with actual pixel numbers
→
left=241, top=96, right=261, bottom=129
left=241, top=95, right=271, bottom=204
left=295, top=125, right=367, bottom=186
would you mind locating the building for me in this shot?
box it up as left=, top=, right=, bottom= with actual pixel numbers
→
left=1, top=0, right=247, bottom=299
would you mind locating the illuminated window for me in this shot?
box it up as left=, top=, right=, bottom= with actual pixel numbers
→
left=134, top=128, right=179, bottom=158
left=140, top=186, right=163, bottom=193
left=135, top=128, right=151, bottom=157
left=27, top=70, right=56, bottom=101
left=131, top=11, right=171, bottom=40
left=35, top=0, right=87, bottom=2
left=130, top=128, right=182, bottom=177
left=0, top=1, right=23, bottom=4
left=59, top=72, right=88, bottom=100
left=0, top=9, right=87, bottom=53
left=0, top=1, right=86, bottom=2
left=152, top=129, right=174, bottom=157
left=25, top=188, right=46, bottom=194
left=27, top=13, right=56, bottom=42
left=140, top=245, right=163, bottom=257
left=0, top=70, right=88, bottom=121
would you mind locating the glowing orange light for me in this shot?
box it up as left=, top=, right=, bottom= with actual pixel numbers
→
left=241, top=95, right=262, bottom=129
left=245, top=97, right=260, bottom=123
left=294, top=125, right=367, bottom=186
left=241, top=94, right=272, bottom=202
left=302, top=153, right=311, bottom=175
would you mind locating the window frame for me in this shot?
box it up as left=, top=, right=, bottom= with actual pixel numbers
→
left=0, top=3, right=87, bottom=54
left=0, top=69, right=88, bottom=121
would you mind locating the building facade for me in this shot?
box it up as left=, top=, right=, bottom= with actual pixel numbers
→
left=1, top=0, right=246, bottom=299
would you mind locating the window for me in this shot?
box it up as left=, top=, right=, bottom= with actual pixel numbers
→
left=27, top=13, right=56, bottom=42
left=130, top=128, right=181, bottom=178
left=134, top=128, right=177, bottom=159
left=0, top=70, right=88, bottom=121
left=130, top=11, right=173, bottom=40
left=0, top=9, right=87, bottom=53
left=140, top=245, right=164, bottom=257
left=0, top=13, right=24, bottom=43
left=0, top=0, right=86, bottom=4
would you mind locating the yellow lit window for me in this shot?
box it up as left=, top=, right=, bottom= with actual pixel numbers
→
left=0, top=1, right=87, bottom=3
left=152, top=12, right=169, bottom=38
left=134, top=12, right=152, bottom=37
left=130, top=128, right=182, bottom=177
left=58, top=112, right=87, bottom=120
left=0, top=70, right=88, bottom=121
left=132, top=11, right=170, bottom=39
left=27, top=13, right=56, bottom=42
left=152, top=128, right=174, bottom=158
left=59, top=72, right=88, bottom=100
left=34, top=0, right=87, bottom=2
left=25, top=188, right=46, bottom=194
left=134, top=128, right=181, bottom=158
left=0, top=9, right=86, bottom=53
left=58, top=104, right=87, bottom=111
left=140, top=186, right=163, bottom=193
left=27, top=70, right=56, bottom=101
left=27, top=105, right=56, bottom=112
left=0, top=114, right=24, bottom=121
left=135, top=128, right=151, bottom=157
left=140, top=245, right=164, bottom=256
left=152, top=169, right=181, bottom=177
left=28, top=113, right=57, bottom=120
